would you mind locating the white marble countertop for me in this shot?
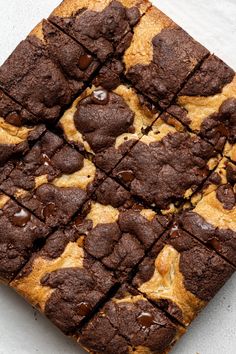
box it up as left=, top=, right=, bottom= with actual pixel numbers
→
left=0, top=1, right=235, bottom=353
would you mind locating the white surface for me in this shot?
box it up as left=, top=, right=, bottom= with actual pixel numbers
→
left=0, top=1, right=235, bottom=353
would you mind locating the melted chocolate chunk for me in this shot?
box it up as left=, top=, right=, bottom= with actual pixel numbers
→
left=137, top=312, right=155, bottom=327
left=11, top=208, right=31, bottom=227
left=78, top=54, right=94, bottom=71
left=113, top=132, right=216, bottom=208
left=127, top=27, right=208, bottom=107
left=50, top=1, right=140, bottom=61
left=74, top=91, right=134, bottom=153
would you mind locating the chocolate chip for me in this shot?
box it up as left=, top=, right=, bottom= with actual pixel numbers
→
left=118, top=170, right=135, bottom=183
left=42, top=202, right=57, bottom=219
left=6, top=112, right=23, bottom=127
left=78, top=301, right=92, bottom=316
left=11, top=208, right=31, bottom=227
left=78, top=54, right=93, bottom=70
left=91, top=89, right=109, bottom=105
left=137, top=312, right=155, bottom=327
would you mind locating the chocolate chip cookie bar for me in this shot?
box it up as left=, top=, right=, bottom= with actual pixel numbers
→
left=112, top=113, right=220, bottom=213
left=1, top=130, right=104, bottom=228
left=133, top=223, right=234, bottom=326
left=180, top=157, right=236, bottom=266
left=0, top=192, right=50, bottom=283
left=11, top=225, right=116, bottom=334
left=79, top=284, right=185, bottom=354
left=58, top=82, right=159, bottom=173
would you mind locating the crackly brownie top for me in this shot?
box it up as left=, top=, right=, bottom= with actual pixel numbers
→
left=168, top=55, right=236, bottom=150
left=74, top=178, right=166, bottom=279
left=181, top=158, right=236, bottom=266
left=123, top=6, right=209, bottom=108
left=49, top=0, right=150, bottom=61
left=0, top=193, right=49, bottom=282
left=133, top=224, right=234, bottom=325
left=12, top=226, right=115, bottom=334
left=80, top=284, right=182, bottom=354
left=1, top=131, right=102, bottom=227
left=113, top=113, right=219, bottom=211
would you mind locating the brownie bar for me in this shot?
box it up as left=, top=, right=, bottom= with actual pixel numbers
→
left=79, top=284, right=185, bottom=354
left=180, top=157, right=236, bottom=266
left=1, top=131, right=104, bottom=228
left=58, top=81, right=159, bottom=173
left=11, top=226, right=116, bottom=334
left=168, top=55, right=236, bottom=152
left=112, top=113, right=220, bottom=213
left=0, top=89, right=46, bottom=167
left=122, top=6, right=209, bottom=108
left=49, top=0, right=151, bottom=62
left=133, top=224, right=235, bottom=326
left=75, top=178, right=168, bottom=280
left=0, top=192, right=50, bottom=283
left=0, top=20, right=99, bottom=123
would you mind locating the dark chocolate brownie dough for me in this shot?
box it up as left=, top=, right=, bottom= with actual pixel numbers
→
left=113, top=113, right=219, bottom=212
left=133, top=224, right=235, bottom=326
left=58, top=82, right=159, bottom=174
left=1, top=131, right=104, bottom=228
left=74, top=178, right=168, bottom=280
left=79, top=284, right=184, bottom=354
left=123, top=6, right=209, bottom=108
left=11, top=226, right=116, bottom=334
left=0, top=38, right=73, bottom=122
left=49, top=0, right=149, bottom=61
left=29, top=20, right=99, bottom=93
left=0, top=192, right=50, bottom=283
left=168, top=55, right=236, bottom=151
left=180, top=158, right=236, bottom=266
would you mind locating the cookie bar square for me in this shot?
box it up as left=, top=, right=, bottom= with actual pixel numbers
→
left=168, top=55, right=236, bottom=152
left=180, top=157, right=236, bottom=266
left=75, top=178, right=168, bottom=280
left=0, top=89, right=46, bottom=166
left=79, top=284, right=185, bottom=354
left=133, top=224, right=235, bottom=326
left=1, top=131, right=104, bottom=228
left=0, top=192, right=50, bottom=283
left=11, top=226, right=116, bottom=334
left=123, top=6, right=209, bottom=108
left=112, top=113, right=220, bottom=213
left=0, top=20, right=99, bottom=122
left=49, top=0, right=151, bottom=62
left=58, top=82, right=159, bottom=173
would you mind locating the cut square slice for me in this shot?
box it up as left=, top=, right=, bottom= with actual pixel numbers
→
left=0, top=20, right=99, bottom=123
left=11, top=226, right=116, bottom=334
left=1, top=131, right=104, bottom=228
left=180, top=157, right=236, bottom=266
left=58, top=83, right=159, bottom=173
left=0, top=192, right=50, bottom=283
left=112, top=113, right=220, bottom=213
left=49, top=0, right=151, bottom=61
left=75, top=177, right=169, bottom=280
left=168, top=54, right=236, bottom=152
left=123, top=6, right=209, bottom=108
left=133, top=224, right=235, bottom=326
left=79, top=284, right=185, bottom=354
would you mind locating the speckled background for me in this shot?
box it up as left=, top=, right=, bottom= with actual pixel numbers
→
left=0, top=1, right=235, bottom=353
